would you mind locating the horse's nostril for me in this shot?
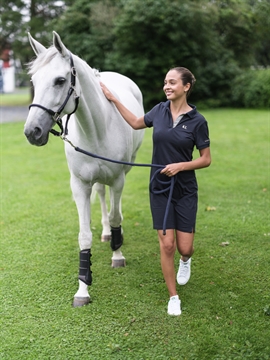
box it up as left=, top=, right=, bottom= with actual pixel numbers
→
left=34, top=127, right=42, bottom=139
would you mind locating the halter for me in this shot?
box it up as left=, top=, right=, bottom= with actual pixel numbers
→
left=29, top=51, right=80, bottom=137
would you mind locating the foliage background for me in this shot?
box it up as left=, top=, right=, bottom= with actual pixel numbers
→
left=1, top=0, right=270, bottom=109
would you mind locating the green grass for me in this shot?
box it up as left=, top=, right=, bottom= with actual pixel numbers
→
left=0, top=109, right=270, bottom=359
left=0, top=88, right=31, bottom=106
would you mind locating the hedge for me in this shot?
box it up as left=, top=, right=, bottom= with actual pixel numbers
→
left=231, top=68, right=270, bottom=108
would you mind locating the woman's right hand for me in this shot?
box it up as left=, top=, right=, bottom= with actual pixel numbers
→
left=100, top=81, right=146, bottom=130
left=100, top=82, right=116, bottom=102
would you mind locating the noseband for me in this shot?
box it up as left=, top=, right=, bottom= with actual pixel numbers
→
left=29, top=51, right=80, bottom=137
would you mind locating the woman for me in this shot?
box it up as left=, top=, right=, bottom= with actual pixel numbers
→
left=100, top=67, right=211, bottom=316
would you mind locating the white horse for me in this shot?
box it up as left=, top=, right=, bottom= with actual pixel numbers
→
left=24, top=32, right=144, bottom=307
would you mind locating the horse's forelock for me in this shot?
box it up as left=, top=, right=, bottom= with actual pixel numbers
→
left=27, top=47, right=59, bottom=75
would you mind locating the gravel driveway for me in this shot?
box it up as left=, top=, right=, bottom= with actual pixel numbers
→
left=0, top=106, right=29, bottom=123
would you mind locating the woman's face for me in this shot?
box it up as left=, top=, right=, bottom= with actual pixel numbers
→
left=163, top=70, right=190, bottom=101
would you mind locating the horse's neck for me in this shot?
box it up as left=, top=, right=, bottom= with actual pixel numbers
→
left=73, top=58, right=107, bottom=141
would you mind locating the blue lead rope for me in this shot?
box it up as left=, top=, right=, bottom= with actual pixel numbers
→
left=74, top=146, right=174, bottom=235
left=149, top=168, right=175, bottom=235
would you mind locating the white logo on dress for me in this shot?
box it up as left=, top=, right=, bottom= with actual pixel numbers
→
left=182, top=125, right=187, bottom=129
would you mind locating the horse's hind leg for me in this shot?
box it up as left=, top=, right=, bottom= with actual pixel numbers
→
left=109, top=177, right=126, bottom=268
left=111, top=225, right=126, bottom=267
left=93, top=183, right=111, bottom=242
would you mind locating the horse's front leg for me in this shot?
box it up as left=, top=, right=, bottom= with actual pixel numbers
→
left=93, top=183, right=111, bottom=242
left=109, top=175, right=126, bottom=268
left=70, top=175, right=93, bottom=307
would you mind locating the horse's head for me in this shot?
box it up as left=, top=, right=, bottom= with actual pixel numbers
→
left=24, top=32, right=80, bottom=146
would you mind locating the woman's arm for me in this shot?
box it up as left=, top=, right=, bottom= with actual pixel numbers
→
left=160, top=147, right=211, bottom=177
left=100, top=82, right=146, bottom=130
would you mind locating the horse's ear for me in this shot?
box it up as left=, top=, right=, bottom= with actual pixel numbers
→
left=28, top=33, right=46, bottom=56
left=53, top=31, right=69, bottom=58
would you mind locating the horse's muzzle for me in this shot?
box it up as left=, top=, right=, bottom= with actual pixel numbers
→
left=24, top=125, right=49, bottom=146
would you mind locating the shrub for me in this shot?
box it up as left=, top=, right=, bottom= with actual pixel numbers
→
left=231, top=68, right=270, bottom=108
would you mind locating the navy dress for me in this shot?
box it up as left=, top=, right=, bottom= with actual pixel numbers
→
left=144, top=101, right=210, bottom=233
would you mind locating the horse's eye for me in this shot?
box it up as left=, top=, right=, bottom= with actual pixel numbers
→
left=54, top=77, right=66, bottom=86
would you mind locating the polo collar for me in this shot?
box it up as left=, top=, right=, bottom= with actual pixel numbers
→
left=164, top=100, right=197, bottom=118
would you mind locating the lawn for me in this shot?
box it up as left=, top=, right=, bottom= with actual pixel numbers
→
left=0, top=108, right=269, bottom=359
left=0, top=87, right=31, bottom=106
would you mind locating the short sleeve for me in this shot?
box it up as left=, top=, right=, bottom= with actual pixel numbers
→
left=144, top=104, right=160, bottom=128
left=195, top=120, right=210, bottom=150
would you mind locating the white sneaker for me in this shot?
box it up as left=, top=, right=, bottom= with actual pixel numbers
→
left=177, top=258, right=191, bottom=285
left=167, top=295, right=181, bottom=316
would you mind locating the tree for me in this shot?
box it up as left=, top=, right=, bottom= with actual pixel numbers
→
left=214, top=0, right=258, bottom=67
left=101, top=0, right=270, bottom=109
left=252, top=0, right=270, bottom=67
left=103, top=0, right=242, bottom=108
left=1, top=0, right=269, bottom=107
left=0, top=0, right=24, bottom=51
left=51, top=0, right=119, bottom=70
left=0, top=0, right=71, bottom=65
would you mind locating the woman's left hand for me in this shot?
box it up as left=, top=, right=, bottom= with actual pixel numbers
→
left=160, top=148, right=211, bottom=177
left=160, top=163, right=182, bottom=177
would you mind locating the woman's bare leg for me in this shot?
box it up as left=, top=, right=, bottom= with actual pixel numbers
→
left=176, top=230, right=194, bottom=260
left=158, top=229, right=177, bottom=297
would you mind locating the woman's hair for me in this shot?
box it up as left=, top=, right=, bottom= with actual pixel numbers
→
left=170, top=67, right=196, bottom=98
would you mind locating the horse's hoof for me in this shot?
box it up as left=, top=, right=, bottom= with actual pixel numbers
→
left=72, top=296, right=91, bottom=307
left=101, top=234, right=111, bottom=242
left=111, top=258, right=126, bottom=268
